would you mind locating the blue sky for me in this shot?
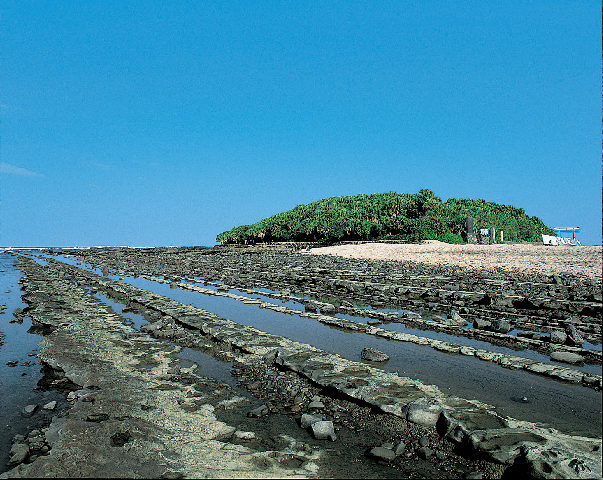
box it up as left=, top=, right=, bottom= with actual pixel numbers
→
left=1, top=1, right=601, bottom=246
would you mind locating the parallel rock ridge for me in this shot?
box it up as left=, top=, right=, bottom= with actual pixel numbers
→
left=30, top=255, right=603, bottom=479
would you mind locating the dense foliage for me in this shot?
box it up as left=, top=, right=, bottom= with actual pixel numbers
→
left=216, top=190, right=555, bottom=244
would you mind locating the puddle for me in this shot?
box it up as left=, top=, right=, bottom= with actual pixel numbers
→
left=92, top=292, right=148, bottom=330
left=89, top=285, right=238, bottom=389
left=176, top=348, right=237, bottom=387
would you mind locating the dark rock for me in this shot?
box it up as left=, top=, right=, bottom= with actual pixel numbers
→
left=491, top=319, right=512, bottom=334
left=418, top=436, right=429, bottom=447
left=86, top=413, right=109, bottom=422
left=111, top=431, right=131, bottom=447
left=417, top=447, right=433, bottom=459
left=360, top=347, right=390, bottom=362
left=6, top=360, right=18, bottom=367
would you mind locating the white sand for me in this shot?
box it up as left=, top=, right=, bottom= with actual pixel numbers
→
left=309, top=241, right=602, bottom=279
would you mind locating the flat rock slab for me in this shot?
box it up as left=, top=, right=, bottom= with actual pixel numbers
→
left=550, top=351, right=584, bottom=365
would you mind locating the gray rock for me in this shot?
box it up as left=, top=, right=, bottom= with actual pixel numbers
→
left=406, top=398, right=442, bottom=427
left=307, top=401, right=324, bottom=410
left=473, top=319, right=491, bottom=330
left=311, top=421, right=336, bottom=441
left=8, top=443, right=29, bottom=465
left=381, top=442, right=394, bottom=450
left=394, top=442, right=406, bottom=456
left=23, top=404, right=38, bottom=417
left=361, top=347, right=390, bottom=362
left=369, top=446, right=395, bottom=462
left=300, top=414, right=322, bottom=429
left=247, top=404, right=269, bottom=418
left=86, top=413, right=109, bottom=422
left=42, top=400, right=57, bottom=410
left=417, top=446, right=433, bottom=459
left=565, top=324, right=584, bottom=346
left=491, top=319, right=511, bottom=334
left=550, top=351, right=584, bottom=365
left=549, top=330, right=567, bottom=344
left=419, top=436, right=429, bottom=447
left=464, top=472, right=483, bottom=479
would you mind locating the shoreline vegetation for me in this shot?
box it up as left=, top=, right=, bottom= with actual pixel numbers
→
left=216, top=190, right=555, bottom=245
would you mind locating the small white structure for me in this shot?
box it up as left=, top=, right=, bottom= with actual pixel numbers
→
left=542, top=234, right=581, bottom=246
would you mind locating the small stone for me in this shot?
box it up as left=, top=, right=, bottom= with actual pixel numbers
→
left=369, top=446, right=396, bottom=462
left=417, top=446, right=433, bottom=459
left=311, top=421, right=336, bottom=441
left=162, top=471, right=184, bottom=479
left=491, top=319, right=511, bottom=334
left=308, top=401, right=324, bottom=410
left=23, top=404, right=38, bottom=417
left=473, top=319, right=491, bottom=330
left=6, top=360, right=18, bottom=367
left=550, top=330, right=567, bottom=344
left=247, top=404, right=269, bottom=418
left=394, top=442, right=406, bottom=456
left=521, top=397, right=529, bottom=403
left=418, top=436, right=429, bottom=447
left=360, top=347, right=390, bottom=362
left=300, top=414, right=323, bottom=429
left=381, top=442, right=394, bottom=450
left=464, top=472, right=483, bottom=479
left=234, top=430, right=256, bottom=440
left=86, top=413, right=109, bottom=422
left=8, top=444, right=29, bottom=465
left=42, top=401, right=57, bottom=411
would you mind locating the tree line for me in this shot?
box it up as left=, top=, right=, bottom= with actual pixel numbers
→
left=216, top=190, right=554, bottom=244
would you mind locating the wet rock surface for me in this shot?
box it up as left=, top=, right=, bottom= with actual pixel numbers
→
left=0, top=255, right=508, bottom=479
left=4, top=250, right=601, bottom=479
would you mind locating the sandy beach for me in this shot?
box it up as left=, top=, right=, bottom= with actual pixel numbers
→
left=309, top=241, right=603, bottom=279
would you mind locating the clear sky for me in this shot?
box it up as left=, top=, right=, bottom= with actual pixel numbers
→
left=1, top=1, right=601, bottom=246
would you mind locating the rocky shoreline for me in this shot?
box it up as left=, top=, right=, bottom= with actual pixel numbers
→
left=2, top=248, right=601, bottom=479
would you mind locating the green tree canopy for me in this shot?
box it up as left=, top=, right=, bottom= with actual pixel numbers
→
left=216, top=190, right=554, bottom=244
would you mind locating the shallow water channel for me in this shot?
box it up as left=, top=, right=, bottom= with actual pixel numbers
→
left=39, top=254, right=603, bottom=438
left=0, top=254, right=63, bottom=470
